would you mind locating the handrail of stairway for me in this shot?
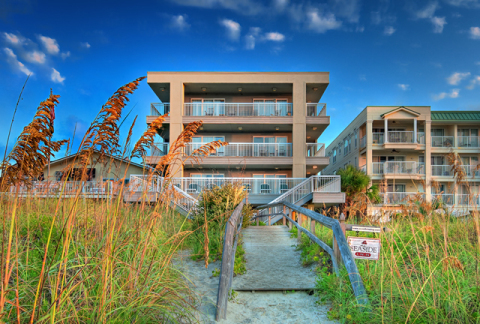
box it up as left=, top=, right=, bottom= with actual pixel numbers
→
left=216, top=200, right=245, bottom=321
left=170, top=184, right=198, bottom=214
left=258, top=201, right=368, bottom=306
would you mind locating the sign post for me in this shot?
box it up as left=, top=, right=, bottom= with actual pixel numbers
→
left=347, top=237, right=381, bottom=260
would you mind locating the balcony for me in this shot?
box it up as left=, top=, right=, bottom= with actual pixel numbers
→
left=372, top=161, right=425, bottom=176
left=184, top=143, right=293, bottom=157
left=432, top=193, right=455, bottom=205
left=306, top=143, right=325, bottom=157
left=431, top=136, right=454, bottom=148
left=431, top=165, right=454, bottom=177
left=360, top=136, right=366, bottom=149
left=457, top=194, right=480, bottom=206
left=306, top=103, right=326, bottom=116
left=379, top=192, right=424, bottom=205
left=387, top=131, right=414, bottom=143
left=462, top=165, right=480, bottom=177
left=458, top=136, right=480, bottom=148
left=151, top=143, right=169, bottom=156
left=150, top=103, right=170, bottom=116
left=372, top=133, right=384, bottom=144
left=184, top=102, right=293, bottom=117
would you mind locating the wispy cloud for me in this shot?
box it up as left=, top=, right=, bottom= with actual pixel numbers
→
left=306, top=10, right=342, bottom=33
left=60, top=51, right=71, bottom=59
left=24, top=50, right=46, bottom=64
left=51, top=68, right=65, bottom=83
left=3, top=47, right=33, bottom=76
left=81, top=42, right=91, bottom=48
left=245, top=27, right=260, bottom=50
left=413, top=2, right=447, bottom=33
left=170, top=14, right=190, bottom=31
left=398, top=84, right=409, bottom=90
left=470, top=27, right=480, bottom=39
left=3, top=32, right=24, bottom=45
left=444, top=0, right=480, bottom=8
left=447, top=72, right=471, bottom=85
left=466, top=75, right=480, bottom=89
left=170, top=0, right=264, bottom=15
left=432, top=88, right=460, bottom=100
left=39, top=35, right=60, bottom=54
left=220, top=19, right=241, bottom=41
left=371, top=0, right=396, bottom=25
left=264, top=32, right=285, bottom=41
left=384, top=26, right=396, bottom=35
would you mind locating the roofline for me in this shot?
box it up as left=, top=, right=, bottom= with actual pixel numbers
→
left=147, top=71, right=329, bottom=74
left=50, top=151, right=150, bottom=170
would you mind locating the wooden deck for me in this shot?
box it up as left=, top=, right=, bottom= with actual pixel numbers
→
left=232, top=226, right=317, bottom=291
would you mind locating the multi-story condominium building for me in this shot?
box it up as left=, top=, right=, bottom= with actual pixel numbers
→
left=321, top=106, right=480, bottom=214
left=144, top=72, right=345, bottom=207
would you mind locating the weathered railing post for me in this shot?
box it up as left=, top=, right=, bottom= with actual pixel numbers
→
left=283, top=205, right=286, bottom=226
left=310, top=218, right=315, bottom=236
left=333, top=213, right=346, bottom=267
left=288, top=208, right=292, bottom=229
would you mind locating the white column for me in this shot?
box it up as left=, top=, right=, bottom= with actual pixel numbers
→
left=384, top=118, right=388, bottom=143
left=414, top=119, right=417, bottom=143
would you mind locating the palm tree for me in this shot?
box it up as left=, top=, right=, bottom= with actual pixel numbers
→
left=337, top=165, right=381, bottom=219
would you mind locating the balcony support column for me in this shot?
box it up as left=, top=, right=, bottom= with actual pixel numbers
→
left=366, top=120, right=373, bottom=177
left=414, top=119, right=417, bottom=143
left=293, top=80, right=306, bottom=178
left=384, top=118, right=388, bottom=143
left=453, top=124, right=458, bottom=147
left=169, top=81, right=185, bottom=178
left=425, top=120, right=432, bottom=202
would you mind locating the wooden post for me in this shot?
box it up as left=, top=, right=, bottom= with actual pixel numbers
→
left=283, top=205, right=286, bottom=226
left=333, top=213, right=346, bottom=267
left=288, top=208, right=292, bottom=229
left=310, top=218, right=315, bottom=236
left=295, top=212, right=302, bottom=244
left=268, top=215, right=271, bottom=226
left=256, top=216, right=259, bottom=226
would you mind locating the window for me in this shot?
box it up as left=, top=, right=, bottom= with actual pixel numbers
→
left=253, top=136, right=288, bottom=156
left=253, top=98, right=289, bottom=116
left=191, top=98, right=225, bottom=116
left=344, top=139, right=348, bottom=154
left=333, top=149, right=337, bottom=163
left=354, top=157, right=357, bottom=167
left=348, top=137, right=352, bottom=152
left=333, top=170, right=337, bottom=175
left=252, top=174, right=287, bottom=194
left=192, top=136, right=225, bottom=155
left=431, top=129, right=445, bottom=136
left=458, top=129, right=479, bottom=147
left=354, top=133, right=358, bottom=148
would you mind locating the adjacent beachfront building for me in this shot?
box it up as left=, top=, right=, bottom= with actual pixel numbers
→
left=321, top=106, right=480, bottom=213
left=145, top=72, right=345, bottom=206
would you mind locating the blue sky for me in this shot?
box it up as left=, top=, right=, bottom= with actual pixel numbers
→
left=1, top=0, right=480, bottom=161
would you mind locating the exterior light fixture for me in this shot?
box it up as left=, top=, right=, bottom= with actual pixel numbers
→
left=275, top=127, right=280, bottom=130
left=313, top=87, right=318, bottom=91
left=160, top=87, right=165, bottom=91
left=313, top=166, right=318, bottom=169
left=312, top=127, right=317, bottom=130
left=199, top=127, right=203, bottom=130
left=275, top=167, right=279, bottom=170
left=307, top=136, right=311, bottom=139
left=238, top=87, right=242, bottom=92
left=272, top=87, right=277, bottom=92
left=236, top=166, right=240, bottom=170
left=201, top=87, right=207, bottom=92
left=238, top=127, right=243, bottom=130
left=307, top=172, right=311, bottom=174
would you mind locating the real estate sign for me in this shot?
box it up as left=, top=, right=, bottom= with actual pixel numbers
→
left=347, top=237, right=381, bottom=260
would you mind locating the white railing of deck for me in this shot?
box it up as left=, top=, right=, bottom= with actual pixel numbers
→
left=432, top=193, right=455, bottom=205
left=150, top=103, right=170, bottom=116
left=431, top=165, right=454, bottom=177
left=184, top=102, right=293, bottom=117
left=431, top=136, right=454, bottom=147
left=306, top=143, right=325, bottom=157
left=461, top=165, right=480, bottom=177
left=458, top=136, right=480, bottom=148
left=456, top=194, right=479, bottom=206
left=184, top=143, right=293, bottom=157
left=384, top=161, right=420, bottom=175
left=387, top=131, right=414, bottom=143
left=381, top=192, right=424, bottom=204
left=151, top=143, right=169, bottom=156
left=360, top=136, right=366, bottom=148
left=129, top=175, right=162, bottom=192
left=306, top=103, right=327, bottom=116
left=10, top=181, right=115, bottom=196
left=417, top=132, right=425, bottom=144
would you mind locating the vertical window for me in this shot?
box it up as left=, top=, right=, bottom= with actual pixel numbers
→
left=354, top=133, right=358, bottom=148
left=333, top=149, right=337, bottom=163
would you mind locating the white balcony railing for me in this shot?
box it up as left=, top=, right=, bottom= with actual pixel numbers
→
left=306, top=143, right=325, bottom=157
left=384, top=161, right=421, bottom=175
left=372, top=162, right=384, bottom=174
left=432, top=193, right=455, bottom=205
left=151, top=143, right=169, bottom=156
left=461, top=165, right=480, bottom=177
left=10, top=181, right=116, bottom=196
left=372, top=133, right=384, bottom=144
left=183, top=143, right=293, bottom=157
left=431, top=136, right=454, bottom=148
left=183, top=102, right=293, bottom=117
left=431, top=165, right=454, bottom=177
left=150, top=103, right=170, bottom=116
left=458, top=136, right=480, bottom=148
left=388, top=131, right=414, bottom=143
left=380, top=192, right=424, bottom=205
left=360, top=164, right=366, bottom=173
left=456, top=194, right=480, bottom=206
left=360, top=136, right=366, bottom=149
left=170, top=177, right=306, bottom=195
left=417, top=132, right=425, bottom=144
left=306, top=103, right=327, bottom=116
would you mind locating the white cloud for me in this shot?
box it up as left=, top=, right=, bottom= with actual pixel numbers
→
left=24, top=50, right=46, bottom=64
left=82, top=42, right=91, bottom=48
left=170, top=14, right=190, bottom=31
left=431, top=16, right=447, bottom=33
left=220, top=19, right=241, bottom=41
left=398, top=84, right=410, bottom=90
left=447, top=72, right=471, bottom=85
left=61, top=51, right=71, bottom=59
left=39, top=35, right=60, bottom=54
left=264, top=32, right=285, bottom=41
left=432, top=88, right=460, bottom=100
left=245, top=27, right=260, bottom=49
left=384, top=26, right=396, bottom=35
left=329, top=0, right=361, bottom=23
left=4, top=32, right=23, bottom=45
left=306, top=10, right=342, bottom=33
left=51, top=68, right=65, bottom=83
left=170, top=0, right=264, bottom=15
left=443, top=0, right=480, bottom=8
left=414, top=3, right=447, bottom=33
left=470, top=27, right=480, bottom=39
left=3, top=47, right=33, bottom=76
left=466, top=75, right=480, bottom=89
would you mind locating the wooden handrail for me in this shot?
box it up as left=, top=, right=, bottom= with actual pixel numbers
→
left=215, top=200, right=245, bottom=321
left=259, top=201, right=368, bottom=306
